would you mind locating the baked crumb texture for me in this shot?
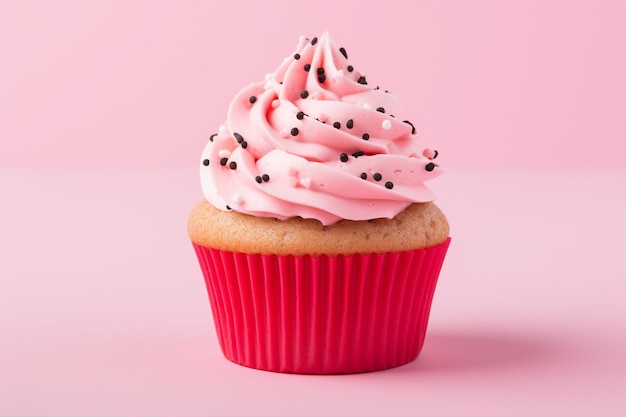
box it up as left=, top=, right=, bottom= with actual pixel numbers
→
left=188, top=200, right=449, bottom=257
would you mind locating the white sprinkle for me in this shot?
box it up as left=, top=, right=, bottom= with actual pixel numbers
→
left=362, top=102, right=372, bottom=110
left=382, top=120, right=392, bottom=130
left=218, top=149, right=231, bottom=158
left=218, top=124, right=228, bottom=133
left=271, top=99, right=280, bottom=109
left=231, top=193, right=243, bottom=205
left=299, top=177, right=311, bottom=188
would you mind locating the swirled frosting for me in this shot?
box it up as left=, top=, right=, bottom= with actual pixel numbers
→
left=200, top=32, right=443, bottom=226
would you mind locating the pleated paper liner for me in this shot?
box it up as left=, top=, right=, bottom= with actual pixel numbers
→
left=193, top=237, right=450, bottom=374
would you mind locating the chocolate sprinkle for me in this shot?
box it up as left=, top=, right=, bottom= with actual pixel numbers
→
left=433, top=150, right=439, bottom=159
left=373, top=173, right=382, bottom=181
left=317, top=68, right=325, bottom=75
left=202, top=159, right=210, bottom=166
left=210, top=134, right=217, bottom=142
left=385, top=181, right=394, bottom=189
left=318, top=74, right=326, bottom=83
left=296, top=111, right=305, bottom=120
left=346, top=119, right=354, bottom=129
left=220, top=158, right=228, bottom=166
left=262, top=174, right=270, bottom=182
left=255, top=176, right=263, bottom=183
left=304, top=64, right=311, bottom=72
left=290, top=127, right=299, bottom=136
left=352, top=151, right=365, bottom=158
left=357, top=76, right=367, bottom=85
left=241, top=141, right=248, bottom=149
left=360, top=172, right=367, bottom=180
left=403, top=120, right=416, bottom=134
left=333, top=121, right=341, bottom=129
left=425, top=162, right=436, bottom=172
left=376, top=107, right=385, bottom=113
left=234, top=132, right=244, bottom=143
left=300, top=90, right=309, bottom=99
left=229, top=161, right=237, bottom=170
left=340, top=153, right=349, bottom=162
left=362, top=133, right=370, bottom=140
left=339, top=47, right=348, bottom=59
left=249, top=96, right=257, bottom=104
left=347, top=65, right=354, bottom=72
left=294, top=53, right=301, bottom=60
left=226, top=205, right=231, bottom=210
left=311, top=37, right=318, bottom=45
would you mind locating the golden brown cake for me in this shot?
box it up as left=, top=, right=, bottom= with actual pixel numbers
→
left=189, top=200, right=449, bottom=257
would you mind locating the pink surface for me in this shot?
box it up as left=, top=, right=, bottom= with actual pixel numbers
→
left=1, top=169, right=626, bottom=416
left=2, top=1, right=626, bottom=416
left=1, top=0, right=626, bottom=171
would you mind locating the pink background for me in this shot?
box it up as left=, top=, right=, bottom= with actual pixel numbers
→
left=2, top=0, right=625, bottom=171
left=1, top=1, right=625, bottom=416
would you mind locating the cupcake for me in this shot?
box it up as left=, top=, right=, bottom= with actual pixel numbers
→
left=189, top=32, right=450, bottom=374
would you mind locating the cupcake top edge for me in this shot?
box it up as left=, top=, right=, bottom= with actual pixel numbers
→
left=188, top=200, right=449, bottom=256
left=199, top=32, right=443, bottom=226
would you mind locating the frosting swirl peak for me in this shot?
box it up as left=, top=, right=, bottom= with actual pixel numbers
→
left=200, top=33, right=442, bottom=225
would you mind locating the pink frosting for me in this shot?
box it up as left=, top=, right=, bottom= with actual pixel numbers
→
left=200, top=32, right=442, bottom=225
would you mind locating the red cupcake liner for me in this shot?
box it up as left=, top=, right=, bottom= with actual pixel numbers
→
left=192, top=237, right=450, bottom=374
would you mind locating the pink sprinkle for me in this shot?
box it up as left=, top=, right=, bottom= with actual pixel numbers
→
left=423, top=148, right=436, bottom=159
left=299, top=177, right=312, bottom=188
